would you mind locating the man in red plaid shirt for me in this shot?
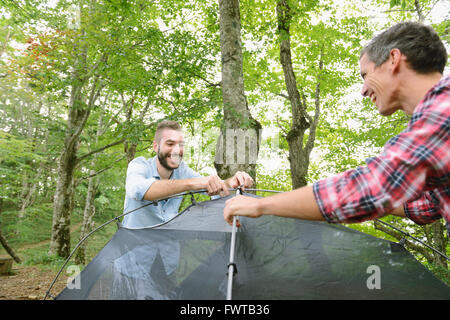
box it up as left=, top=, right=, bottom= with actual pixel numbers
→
left=223, top=22, right=449, bottom=234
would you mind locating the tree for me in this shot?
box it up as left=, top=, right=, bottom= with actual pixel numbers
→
left=276, top=0, right=320, bottom=188
left=240, top=0, right=369, bottom=189
left=215, top=0, right=261, bottom=181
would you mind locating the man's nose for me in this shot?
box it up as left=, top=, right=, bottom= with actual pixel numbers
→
left=361, top=82, right=369, bottom=97
left=172, top=143, right=181, bottom=154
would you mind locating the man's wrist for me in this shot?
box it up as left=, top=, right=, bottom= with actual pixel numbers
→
left=224, top=178, right=232, bottom=189
left=188, top=178, right=204, bottom=191
left=256, top=197, right=268, bottom=216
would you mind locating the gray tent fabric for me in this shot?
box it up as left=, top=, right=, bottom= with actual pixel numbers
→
left=56, top=193, right=450, bottom=300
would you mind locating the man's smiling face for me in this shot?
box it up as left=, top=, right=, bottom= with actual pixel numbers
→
left=155, top=129, right=185, bottom=171
left=359, top=52, right=400, bottom=116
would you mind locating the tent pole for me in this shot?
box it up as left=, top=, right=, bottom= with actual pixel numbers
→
left=226, top=187, right=241, bottom=300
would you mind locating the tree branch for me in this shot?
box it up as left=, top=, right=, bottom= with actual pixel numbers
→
left=276, top=92, right=290, bottom=100
left=78, top=143, right=152, bottom=181
left=78, top=155, right=126, bottom=181
left=76, top=138, right=126, bottom=164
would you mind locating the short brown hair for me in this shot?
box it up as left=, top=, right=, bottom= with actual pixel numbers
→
left=154, top=120, right=182, bottom=143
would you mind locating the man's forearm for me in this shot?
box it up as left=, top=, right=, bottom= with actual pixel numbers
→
left=143, top=178, right=203, bottom=201
left=390, top=205, right=406, bottom=217
left=258, top=186, right=325, bottom=221
left=257, top=186, right=407, bottom=219
left=257, top=186, right=406, bottom=220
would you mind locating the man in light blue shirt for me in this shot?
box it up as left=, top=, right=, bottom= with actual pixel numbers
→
left=122, top=120, right=254, bottom=228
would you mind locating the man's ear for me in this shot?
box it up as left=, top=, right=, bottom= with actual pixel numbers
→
left=152, top=140, right=158, bottom=153
left=389, top=48, right=403, bottom=74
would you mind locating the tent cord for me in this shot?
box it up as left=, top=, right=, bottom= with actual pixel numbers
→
left=375, top=218, right=450, bottom=261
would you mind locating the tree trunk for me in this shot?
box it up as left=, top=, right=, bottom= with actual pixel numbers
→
left=0, top=228, right=22, bottom=263
left=0, top=226, right=22, bottom=264
left=49, top=135, right=80, bottom=258
left=49, top=78, right=91, bottom=258
left=428, top=220, right=448, bottom=268
left=215, top=0, right=261, bottom=181
left=276, top=0, right=321, bottom=189
left=0, top=199, right=21, bottom=264
left=19, top=128, right=49, bottom=217
left=74, top=106, right=105, bottom=264
left=18, top=102, right=46, bottom=218
left=48, top=0, right=108, bottom=259
left=74, top=172, right=98, bottom=265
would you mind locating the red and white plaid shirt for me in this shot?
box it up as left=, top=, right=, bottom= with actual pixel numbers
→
left=313, top=75, right=450, bottom=233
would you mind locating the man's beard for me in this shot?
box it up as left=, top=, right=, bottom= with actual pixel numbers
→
left=157, top=147, right=182, bottom=171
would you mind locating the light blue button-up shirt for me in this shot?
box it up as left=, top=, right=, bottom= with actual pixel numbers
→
left=121, top=156, right=202, bottom=228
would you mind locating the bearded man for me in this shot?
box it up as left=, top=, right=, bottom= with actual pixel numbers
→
left=122, top=120, right=254, bottom=228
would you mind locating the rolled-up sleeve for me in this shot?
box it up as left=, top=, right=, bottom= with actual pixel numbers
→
left=126, top=157, right=157, bottom=201
left=404, top=188, right=446, bottom=225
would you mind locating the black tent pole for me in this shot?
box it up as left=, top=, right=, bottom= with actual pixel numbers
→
left=226, top=187, right=241, bottom=300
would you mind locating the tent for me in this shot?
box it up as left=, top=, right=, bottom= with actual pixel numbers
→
left=54, top=192, right=450, bottom=300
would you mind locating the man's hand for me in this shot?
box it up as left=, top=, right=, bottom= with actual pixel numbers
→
left=201, top=175, right=230, bottom=197
left=226, top=171, right=254, bottom=191
left=223, top=195, right=263, bottom=227
left=223, top=185, right=325, bottom=227
left=199, top=171, right=254, bottom=198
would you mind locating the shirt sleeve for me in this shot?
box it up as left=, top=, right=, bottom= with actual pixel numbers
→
left=313, top=85, right=449, bottom=224
left=125, top=157, right=157, bottom=201
left=404, top=187, right=447, bottom=225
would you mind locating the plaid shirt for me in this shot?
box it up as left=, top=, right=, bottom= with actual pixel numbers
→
left=313, top=75, right=450, bottom=232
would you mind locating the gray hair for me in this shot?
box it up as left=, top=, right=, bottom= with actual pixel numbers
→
left=361, top=22, right=447, bottom=74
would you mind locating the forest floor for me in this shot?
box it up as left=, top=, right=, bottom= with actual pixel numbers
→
left=0, top=223, right=82, bottom=300
left=0, top=265, right=69, bottom=300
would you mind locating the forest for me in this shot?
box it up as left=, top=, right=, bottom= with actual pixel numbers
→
left=0, top=0, right=448, bottom=299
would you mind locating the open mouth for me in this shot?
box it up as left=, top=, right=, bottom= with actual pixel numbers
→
left=168, top=154, right=182, bottom=165
left=370, top=93, right=376, bottom=104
